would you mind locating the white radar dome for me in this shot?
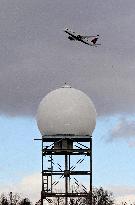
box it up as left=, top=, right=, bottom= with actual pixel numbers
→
left=36, top=85, right=96, bottom=136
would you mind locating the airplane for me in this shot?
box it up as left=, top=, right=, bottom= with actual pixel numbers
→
left=64, top=28, right=101, bottom=46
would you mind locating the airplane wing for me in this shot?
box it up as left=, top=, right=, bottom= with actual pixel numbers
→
left=82, top=35, right=99, bottom=39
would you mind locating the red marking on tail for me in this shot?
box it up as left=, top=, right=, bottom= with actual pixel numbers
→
left=91, top=37, right=98, bottom=44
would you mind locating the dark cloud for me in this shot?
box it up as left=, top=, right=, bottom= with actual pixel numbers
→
left=0, top=0, right=135, bottom=116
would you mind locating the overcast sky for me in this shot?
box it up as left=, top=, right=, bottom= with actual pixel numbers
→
left=0, top=0, right=135, bottom=204
left=0, top=0, right=135, bottom=116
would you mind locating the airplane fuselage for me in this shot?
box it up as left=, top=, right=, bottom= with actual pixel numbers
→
left=64, top=29, right=90, bottom=45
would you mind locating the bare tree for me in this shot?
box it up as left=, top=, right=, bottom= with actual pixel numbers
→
left=0, top=194, right=8, bottom=205
left=92, top=187, right=114, bottom=205
left=19, top=198, right=31, bottom=205
left=0, top=193, right=32, bottom=205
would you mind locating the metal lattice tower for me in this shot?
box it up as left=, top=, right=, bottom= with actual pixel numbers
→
left=35, top=135, right=93, bottom=205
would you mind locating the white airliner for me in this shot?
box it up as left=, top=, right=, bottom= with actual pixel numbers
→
left=64, top=28, right=101, bottom=46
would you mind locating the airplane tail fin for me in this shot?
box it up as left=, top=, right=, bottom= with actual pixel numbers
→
left=91, top=37, right=98, bottom=44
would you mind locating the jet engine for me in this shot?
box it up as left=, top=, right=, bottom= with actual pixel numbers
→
left=68, top=36, right=75, bottom=40
left=77, top=35, right=82, bottom=40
